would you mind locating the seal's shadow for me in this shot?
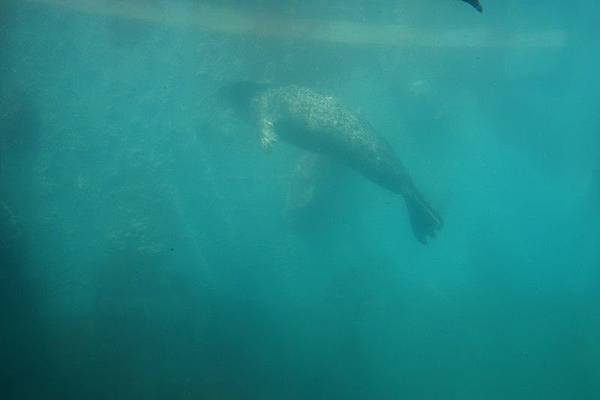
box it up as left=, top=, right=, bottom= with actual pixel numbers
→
left=284, top=153, right=364, bottom=246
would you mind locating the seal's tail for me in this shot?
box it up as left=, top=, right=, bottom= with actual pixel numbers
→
left=404, top=192, right=443, bottom=244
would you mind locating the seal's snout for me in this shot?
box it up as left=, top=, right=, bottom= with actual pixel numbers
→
left=216, top=80, right=271, bottom=120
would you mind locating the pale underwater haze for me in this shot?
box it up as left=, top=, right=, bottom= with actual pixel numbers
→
left=1, top=0, right=599, bottom=399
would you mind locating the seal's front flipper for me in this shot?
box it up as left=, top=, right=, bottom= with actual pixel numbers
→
left=260, top=119, right=278, bottom=151
left=404, top=193, right=443, bottom=244
left=461, top=0, right=483, bottom=12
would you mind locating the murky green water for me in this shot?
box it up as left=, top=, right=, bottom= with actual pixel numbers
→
left=1, top=1, right=599, bottom=398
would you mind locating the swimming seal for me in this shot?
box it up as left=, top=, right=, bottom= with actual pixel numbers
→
left=221, top=82, right=443, bottom=244
left=460, top=0, right=483, bottom=12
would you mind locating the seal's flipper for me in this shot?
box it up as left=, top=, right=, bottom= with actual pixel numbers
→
left=260, top=119, right=278, bottom=151
left=461, top=0, right=483, bottom=12
left=404, top=193, right=443, bottom=244
left=285, top=154, right=348, bottom=233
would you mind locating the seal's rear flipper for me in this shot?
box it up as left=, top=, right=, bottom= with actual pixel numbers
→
left=404, top=193, right=443, bottom=244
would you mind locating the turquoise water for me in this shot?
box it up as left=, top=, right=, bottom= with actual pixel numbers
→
left=1, top=1, right=599, bottom=398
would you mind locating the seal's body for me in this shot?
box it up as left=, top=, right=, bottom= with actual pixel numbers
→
left=252, top=86, right=413, bottom=196
left=223, top=83, right=443, bottom=243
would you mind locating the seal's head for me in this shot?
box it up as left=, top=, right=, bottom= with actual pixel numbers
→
left=217, top=80, right=270, bottom=121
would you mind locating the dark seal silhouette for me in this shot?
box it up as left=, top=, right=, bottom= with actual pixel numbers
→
left=461, top=0, right=483, bottom=12
left=220, top=82, right=443, bottom=244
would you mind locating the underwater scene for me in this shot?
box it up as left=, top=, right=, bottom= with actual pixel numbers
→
left=1, top=0, right=599, bottom=398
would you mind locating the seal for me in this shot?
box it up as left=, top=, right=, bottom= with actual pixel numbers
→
left=220, top=82, right=443, bottom=244
left=460, top=0, right=483, bottom=12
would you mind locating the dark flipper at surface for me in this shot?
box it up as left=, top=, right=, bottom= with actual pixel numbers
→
left=461, top=0, right=483, bottom=12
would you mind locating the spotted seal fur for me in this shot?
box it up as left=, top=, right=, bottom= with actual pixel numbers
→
left=221, top=82, right=443, bottom=244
